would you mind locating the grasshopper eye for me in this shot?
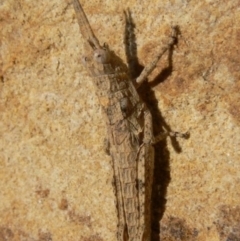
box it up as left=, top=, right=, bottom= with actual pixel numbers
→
left=94, top=48, right=110, bottom=64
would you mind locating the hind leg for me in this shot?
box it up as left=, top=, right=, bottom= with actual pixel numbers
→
left=136, top=27, right=177, bottom=85
left=112, top=153, right=126, bottom=241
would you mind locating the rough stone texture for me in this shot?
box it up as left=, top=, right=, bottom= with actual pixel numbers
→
left=0, top=0, right=239, bottom=240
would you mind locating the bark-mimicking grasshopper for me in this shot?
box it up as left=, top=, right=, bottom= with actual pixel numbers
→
left=72, top=1, right=187, bottom=240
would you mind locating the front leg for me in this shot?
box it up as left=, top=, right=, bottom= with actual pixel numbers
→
left=136, top=26, right=177, bottom=86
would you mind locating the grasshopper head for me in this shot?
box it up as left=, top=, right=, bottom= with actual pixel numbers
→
left=93, top=43, right=110, bottom=64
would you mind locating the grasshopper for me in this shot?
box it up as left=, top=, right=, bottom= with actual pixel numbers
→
left=72, top=1, right=187, bottom=240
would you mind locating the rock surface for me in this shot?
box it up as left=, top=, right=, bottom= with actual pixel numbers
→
left=0, top=0, right=240, bottom=240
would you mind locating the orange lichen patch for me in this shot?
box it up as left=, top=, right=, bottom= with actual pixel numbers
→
left=159, top=76, right=193, bottom=98
left=140, top=41, right=160, bottom=65
left=1, top=0, right=240, bottom=240
left=58, top=198, right=68, bottom=210
left=35, top=188, right=50, bottom=198
left=68, top=210, right=92, bottom=228
left=0, top=227, right=14, bottom=240
left=37, top=230, right=52, bottom=241
left=221, top=80, right=240, bottom=124
left=229, top=103, right=240, bottom=124
left=215, top=205, right=240, bottom=240
left=1, top=1, right=59, bottom=76
left=160, top=216, right=198, bottom=241
left=0, top=226, right=53, bottom=241
left=81, top=234, right=104, bottom=241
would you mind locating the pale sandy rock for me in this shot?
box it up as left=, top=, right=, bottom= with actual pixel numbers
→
left=0, top=0, right=239, bottom=240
